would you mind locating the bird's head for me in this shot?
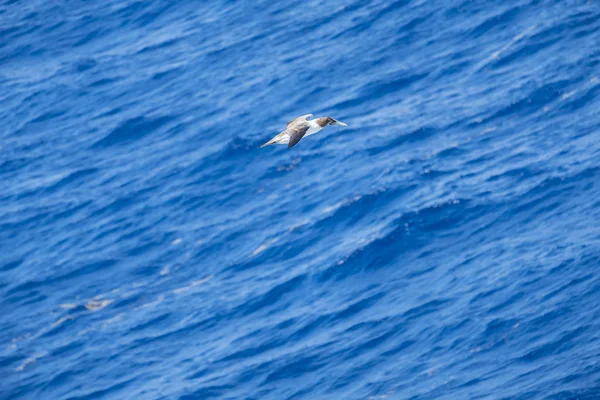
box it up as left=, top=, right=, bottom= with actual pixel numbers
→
left=324, top=117, right=347, bottom=127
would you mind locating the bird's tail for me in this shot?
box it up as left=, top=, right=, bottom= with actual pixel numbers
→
left=260, top=138, right=276, bottom=148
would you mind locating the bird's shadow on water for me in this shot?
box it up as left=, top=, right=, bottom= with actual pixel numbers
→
left=91, top=115, right=176, bottom=148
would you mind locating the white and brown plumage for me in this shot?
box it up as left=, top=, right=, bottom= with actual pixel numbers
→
left=260, top=114, right=347, bottom=149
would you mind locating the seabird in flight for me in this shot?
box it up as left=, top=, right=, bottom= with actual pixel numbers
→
left=260, top=114, right=347, bottom=149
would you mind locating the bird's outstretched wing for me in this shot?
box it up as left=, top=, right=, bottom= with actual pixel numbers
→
left=287, top=114, right=313, bottom=127
left=287, top=123, right=310, bottom=148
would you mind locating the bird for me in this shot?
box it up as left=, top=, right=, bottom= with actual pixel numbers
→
left=260, top=114, right=347, bottom=149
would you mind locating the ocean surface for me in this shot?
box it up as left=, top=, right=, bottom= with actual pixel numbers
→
left=1, top=1, right=600, bottom=399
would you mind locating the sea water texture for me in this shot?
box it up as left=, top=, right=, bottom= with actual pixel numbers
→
left=1, top=0, right=600, bottom=399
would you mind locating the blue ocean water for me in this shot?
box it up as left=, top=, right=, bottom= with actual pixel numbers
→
left=1, top=0, right=600, bottom=398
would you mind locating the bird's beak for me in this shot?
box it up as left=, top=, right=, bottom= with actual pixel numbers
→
left=333, top=119, right=347, bottom=127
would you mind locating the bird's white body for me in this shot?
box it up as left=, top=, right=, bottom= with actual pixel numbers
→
left=305, top=120, right=325, bottom=137
left=274, top=120, right=323, bottom=145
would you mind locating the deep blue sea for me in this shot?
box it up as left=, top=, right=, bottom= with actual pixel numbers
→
left=2, top=1, right=600, bottom=399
